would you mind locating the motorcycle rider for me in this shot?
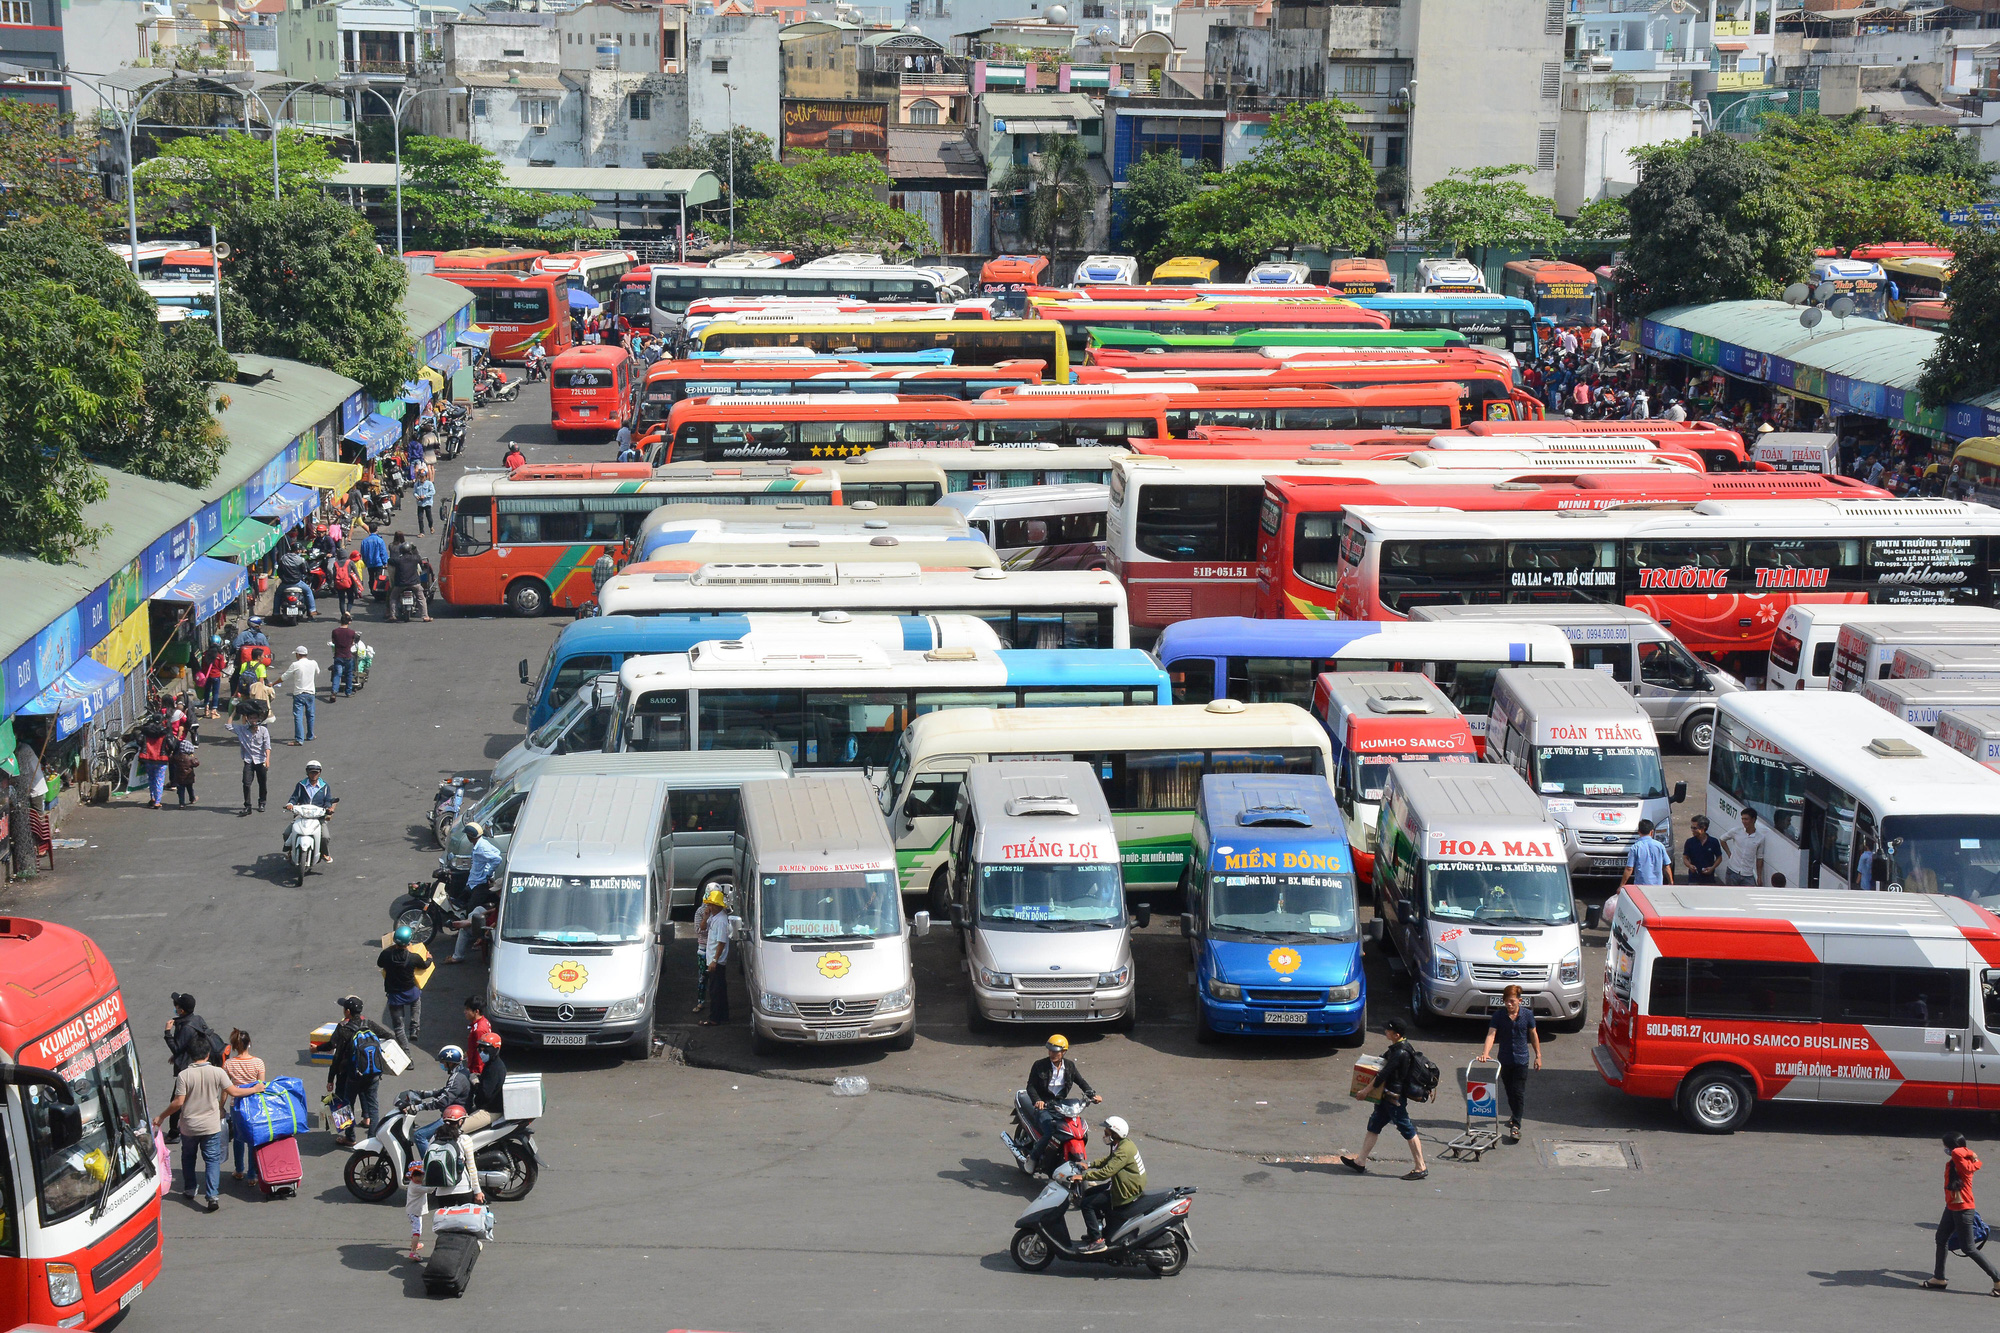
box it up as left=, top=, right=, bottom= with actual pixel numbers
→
left=524, top=342, right=549, bottom=381
left=389, top=539, right=430, bottom=623
left=408, top=1044, right=473, bottom=1159
left=465, top=1029, right=507, bottom=1132
left=286, top=759, right=337, bottom=866
left=231, top=616, right=269, bottom=659
left=273, top=547, right=318, bottom=620
left=1027, top=1034, right=1100, bottom=1139
left=446, top=822, right=503, bottom=965
left=1076, top=1115, right=1147, bottom=1254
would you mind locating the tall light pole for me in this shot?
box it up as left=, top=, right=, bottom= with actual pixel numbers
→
left=257, top=79, right=346, bottom=201
left=338, top=80, right=460, bottom=256
left=723, top=80, right=737, bottom=243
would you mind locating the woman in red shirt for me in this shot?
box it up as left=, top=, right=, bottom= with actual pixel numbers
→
left=1926, top=1132, right=2000, bottom=1293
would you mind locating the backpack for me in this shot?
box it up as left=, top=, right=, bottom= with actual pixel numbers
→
left=1402, top=1046, right=1442, bottom=1103
left=422, top=1139, right=466, bottom=1191
left=334, top=560, right=355, bottom=590
left=349, top=1026, right=383, bottom=1079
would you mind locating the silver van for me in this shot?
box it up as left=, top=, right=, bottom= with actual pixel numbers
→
left=1410, top=604, right=1741, bottom=752
left=737, top=775, right=930, bottom=1053
left=1484, top=668, right=1685, bottom=878
left=1858, top=677, right=2000, bottom=734
left=487, top=773, right=676, bottom=1057
left=493, top=674, right=619, bottom=787
left=947, top=762, right=1138, bottom=1030
left=1372, top=762, right=1586, bottom=1030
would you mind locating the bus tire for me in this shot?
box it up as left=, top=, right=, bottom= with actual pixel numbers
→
left=928, top=866, right=952, bottom=920
left=506, top=577, right=550, bottom=617
left=1677, top=1065, right=1754, bottom=1134
left=1680, top=712, right=1715, bottom=755
left=1409, top=978, right=1440, bottom=1030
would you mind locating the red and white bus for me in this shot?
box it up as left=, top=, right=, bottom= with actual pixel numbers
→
left=1451, top=419, right=1757, bottom=472
left=1130, top=428, right=1722, bottom=472
left=535, top=249, right=639, bottom=306
left=435, top=270, right=573, bottom=363
left=985, top=382, right=1466, bottom=434
left=0, top=918, right=162, bottom=1329
left=614, top=265, right=653, bottom=333
left=1598, top=887, right=2000, bottom=1132
left=1072, top=357, right=1536, bottom=423
left=640, top=358, right=1045, bottom=424
left=549, top=345, right=639, bottom=437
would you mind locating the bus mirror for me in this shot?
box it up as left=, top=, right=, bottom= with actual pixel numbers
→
left=1576, top=899, right=1589, bottom=928
left=913, top=910, right=931, bottom=938
left=1179, top=912, right=1195, bottom=939
left=1671, top=781, right=1688, bottom=805
left=48, top=1101, right=82, bottom=1151
left=948, top=902, right=964, bottom=929
left=1134, top=903, right=1152, bottom=930
left=1364, top=918, right=1383, bottom=943
left=518, top=659, right=530, bottom=685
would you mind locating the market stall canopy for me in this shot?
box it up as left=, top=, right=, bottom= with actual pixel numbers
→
left=568, top=287, right=601, bottom=310
left=253, top=482, right=318, bottom=531
left=152, top=555, right=248, bottom=622
left=427, top=350, right=463, bottom=376
left=457, top=328, right=492, bottom=350
left=17, top=656, right=126, bottom=741
left=342, top=414, right=401, bottom=460
left=402, top=377, right=433, bottom=406
left=207, top=516, right=283, bottom=565
left=294, top=460, right=364, bottom=494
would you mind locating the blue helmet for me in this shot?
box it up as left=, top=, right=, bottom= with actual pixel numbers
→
left=438, top=1044, right=464, bottom=1067
left=393, top=924, right=414, bottom=944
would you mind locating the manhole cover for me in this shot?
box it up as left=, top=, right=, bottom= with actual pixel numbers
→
left=1541, top=1139, right=1640, bottom=1169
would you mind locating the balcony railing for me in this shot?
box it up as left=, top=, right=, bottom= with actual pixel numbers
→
left=342, top=58, right=412, bottom=76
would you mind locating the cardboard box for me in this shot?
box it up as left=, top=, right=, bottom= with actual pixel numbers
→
left=1350, top=1054, right=1384, bottom=1102
left=307, top=1022, right=337, bottom=1066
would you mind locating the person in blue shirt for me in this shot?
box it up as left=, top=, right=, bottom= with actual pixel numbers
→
left=1479, top=985, right=1542, bottom=1143
left=231, top=617, right=269, bottom=657
left=1621, top=819, right=1672, bottom=890
left=413, top=468, right=438, bottom=536
left=448, top=822, right=504, bottom=964
left=287, top=759, right=337, bottom=866
left=358, top=527, right=390, bottom=591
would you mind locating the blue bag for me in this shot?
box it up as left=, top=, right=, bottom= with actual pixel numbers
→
left=232, top=1075, right=309, bottom=1147
left=1949, top=1210, right=1991, bottom=1255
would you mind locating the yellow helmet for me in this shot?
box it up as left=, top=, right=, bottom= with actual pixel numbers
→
left=703, top=887, right=727, bottom=908
left=1045, top=1034, right=1069, bottom=1051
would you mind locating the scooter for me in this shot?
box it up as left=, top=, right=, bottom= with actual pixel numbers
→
left=273, top=581, right=311, bottom=626
left=1009, top=1163, right=1195, bottom=1277
left=343, top=1090, right=541, bottom=1204
left=1002, top=1094, right=1091, bottom=1178
left=431, top=777, right=477, bottom=848
left=283, top=803, right=327, bottom=886
left=394, top=584, right=421, bottom=623
left=390, top=871, right=473, bottom=944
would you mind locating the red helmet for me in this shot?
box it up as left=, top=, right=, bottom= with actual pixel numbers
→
left=441, top=1105, right=467, bottom=1122
left=477, top=1030, right=502, bottom=1049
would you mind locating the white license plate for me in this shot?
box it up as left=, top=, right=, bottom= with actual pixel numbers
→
left=814, top=1028, right=862, bottom=1041
left=1033, top=998, right=1079, bottom=1010
left=541, top=1033, right=587, bottom=1046
left=576, top=406, right=593, bottom=414
left=1592, top=857, right=1623, bottom=870
left=1263, top=1011, right=1308, bottom=1025
left=120, top=1281, right=144, bottom=1310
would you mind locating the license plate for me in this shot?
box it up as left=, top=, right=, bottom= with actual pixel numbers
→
left=577, top=406, right=593, bottom=414
left=1592, top=857, right=1623, bottom=870
left=814, top=1028, right=862, bottom=1041
left=1263, top=1011, right=1308, bottom=1025
left=541, top=1033, right=587, bottom=1046
left=120, top=1281, right=144, bottom=1310
left=1033, top=998, right=1079, bottom=1010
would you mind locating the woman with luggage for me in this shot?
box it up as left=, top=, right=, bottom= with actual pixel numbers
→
left=223, top=1030, right=268, bottom=1183
left=408, top=1106, right=485, bottom=1263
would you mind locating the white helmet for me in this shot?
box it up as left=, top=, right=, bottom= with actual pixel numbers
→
left=1102, top=1116, right=1129, bottom=1139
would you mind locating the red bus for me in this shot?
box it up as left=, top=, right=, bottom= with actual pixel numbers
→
left=1254, top=470, right=1887, bottom=621
left=1451, top=418, right=1756, bottom=472
left=1, top=918, right=162, bottom=1330
left=1130, top=428, right=1722, bottom=474
left=550, top=345, right=639, bottom=437
left=1499, top=259, right=1598, bottom=325
left=1026, top=297, right=1391, bottom=356
left=1069, top=361, right=1536, bottom=423
left=435, top=270, right=572, bottom=363
left=641, top=358, right=1045, bottom=424
left=1038, top=284, right=1354, bottom=303
left=987, top=382, right=1463, bottom=434
left=159, top=248, right=214, bottom=280
left=433, top=248, right=549, bottom=273
left=1850, top=242, right=1953, bottom=262
left=1084, top=345, right=1515, bottom=373
left=980, top=255, right=1049, bottom=315
left=1325, top=257, right=1395, bottom=296
left=1908, top=299, right=1952, bottom=332
left=661, top=393, right=1171, bottom=464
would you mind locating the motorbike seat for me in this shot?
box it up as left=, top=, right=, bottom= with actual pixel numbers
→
left=1108, top=1190, right=1174, bottom=1225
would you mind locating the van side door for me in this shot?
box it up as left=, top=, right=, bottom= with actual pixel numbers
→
left=1635, top=639, right=1710, bottom=737
left=1974, top=967, right=2000, bottom=1108
left=665, top=786, right=744, bottom=907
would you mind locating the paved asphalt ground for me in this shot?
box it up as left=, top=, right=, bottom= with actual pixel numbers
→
left=7, top=384, right=1997, bottom=1332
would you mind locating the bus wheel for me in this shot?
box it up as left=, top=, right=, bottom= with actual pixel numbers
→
left=928, top=866, right=953, bottom=920
left=1678, top=1066, right=1753, bottom=1134
left=1680, top=713, right=1715, bottom=755
left=506, top=578, right=550, bottom=617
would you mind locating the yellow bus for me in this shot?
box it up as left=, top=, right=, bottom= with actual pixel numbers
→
left=692, top=318, right=1069, bottom=382
left=1884, top=255, right=1951, bottom=323
left=1150, top=256, right=1219, bottom=285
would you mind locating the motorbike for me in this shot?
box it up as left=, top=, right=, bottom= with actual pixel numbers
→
left=1002, top=1094, right=1091, bottom=1179
left=283, top=802, right=327, bottom=886
left=431, top=777, right=477, bottom=848
left=476, top=369, right=522, bottom=405
left=439, top=413, right=466, bottom=460
left=1009, top=1163, right=1195, bottom=1276
left=343, top=1089, right=541, bottom=1204
left=390, top=871, right=473, bottom=945
left=523, top=356, right=548, bottom=383
left=273, top=581, right=310, bottom=626
left=394, top=584, right=421, bottom=623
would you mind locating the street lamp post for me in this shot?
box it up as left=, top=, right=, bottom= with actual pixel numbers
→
left=337, top=80, right=459, bottom=256
left=723, top=81, right=737, bottom=243
left=258, top=79, right=344, bottom=201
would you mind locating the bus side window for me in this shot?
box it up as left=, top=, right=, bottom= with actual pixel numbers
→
left=903, top=768, right=965, bottom=819
left=1168, top=658, right=1215, bottom=706
left=454, top=507, right=492, bottom=555
left=1575, top=645, right=1632, bottom=681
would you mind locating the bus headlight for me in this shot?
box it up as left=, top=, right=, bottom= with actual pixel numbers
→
left=487, top=992, right=527, bottom=1020
left=1327, top=982, right=1362, bottom=1003
left=1206, top=977, right=1242, bottom=1001
left=878, top=986, right=913, bottom=1011
left=977, top=966, right=1014, bottom=989
left=604, top=996, right=647, bottom=1021
left=46, top=1263, right=81, bottom=1307
left=1559, top=948, right=1583, bottom=987
left=1431, top=951, right=1462, bottom=983
left=1096, top=965, right=1131, bottom=988
left=758, top=992, right=798, bottom=1016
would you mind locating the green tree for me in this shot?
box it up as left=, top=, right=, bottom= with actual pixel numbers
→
left=1749, top=112, right=1986, bottom=253
left=655, top=127, right=774, bottom=231
left=1567, top=195, right=1631, bottom=242
left=1162, top=101, right=1385, bottom=264
left=1615, top=136, right=1811, bottom=318
left=396, top=136, right=608, bottom=249
left=738, top=150, right=933, bottom=260
left=1118, top=150, right=1208, bottom=267
left=219, top=193, right=413, bottom=401
left=137, top=129, right=342, bottom=233
left=1411, top=165, right=1566, bottom=271
left=994, top=135, right=1094, bottom=269
left=0, top=102, right=121, bottom=233
left=1917, top=228, right=2000, bottom=406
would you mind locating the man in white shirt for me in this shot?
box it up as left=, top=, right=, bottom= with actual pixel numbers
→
left=1721, top=807, right=1769, bottom=886
left=281, top=646, right=320, bottom=746
left=701, top=902, right=732, bottom=1025
left=1663, top=400, right=1687, bottom=421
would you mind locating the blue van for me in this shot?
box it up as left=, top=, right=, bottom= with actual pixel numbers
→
left=521, top=611, right=1000, bottom=729
left=1184, top=774, right=1365, bottom=1044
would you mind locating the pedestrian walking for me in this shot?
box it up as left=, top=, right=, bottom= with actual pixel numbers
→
left=326, top=995, right=392, bottom=1146
left=1925, top=1133, right=2000, bottom=1294
left=1682, top=814, right=1722, bottom=884
left=245, top=663, right=277, bottom=718
left=152, top=1033, right=233, bottom=1211
left=1339, top=1018, right=1429, bottom=1180
left=692, top=887, right=725, bottom=1012
left=1721, top=806, right=1769, bottom=886
left=379, top=925, right=425, bottom=1048
left=162, top=992, right=216, bottom=1141
left=282, top=645, right=318, bottom=745
left=222, top=1030, right=268, bottom=1183
left=232, top=710, right=270, bottom=815
left=329, top=613, right=360, bottom=700
left=332, top=546, right=359, bottom=616
left=1478, top=985, right=1542, bottom=1144
left=702, top=895, right=732, bottom=1025
left=405, top=1106, right=484, bottom=1262
left=1620, top=819, right=1672, bottom=888
left=170, top=735, right=199, bottom=807
left=138, top=716, right=172, bottom=809
left=414, top=467, right=437, bottom=535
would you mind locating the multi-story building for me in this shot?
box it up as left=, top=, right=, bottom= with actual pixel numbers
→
left=1566, top=0, right=1775, bottom=132
left=277, top=0, right=423, bottom=84
left=780, top=20, right=971, bottom=127
left=553, top=0, right=671, bottom=74
left=1554, top=67, right=1693, bottom=214
left=2, top=0, right=70, bottom=110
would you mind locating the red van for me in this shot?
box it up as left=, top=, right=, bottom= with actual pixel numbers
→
left=550, top=345, right=638, bottom=437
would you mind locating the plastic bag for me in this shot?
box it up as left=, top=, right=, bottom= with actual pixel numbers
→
left=154, top=1127, right=173, bottom=1198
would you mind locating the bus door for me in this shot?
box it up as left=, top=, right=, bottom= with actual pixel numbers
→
left=1975, top=969, right=2000, bottom=1108
left=1818, top=941, right=1974, bottom=1105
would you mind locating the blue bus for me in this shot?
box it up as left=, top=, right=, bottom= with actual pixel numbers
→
left=1186, top=773, right=1365, bottom=1043
left=1349, top=294, right=1541, bottom=361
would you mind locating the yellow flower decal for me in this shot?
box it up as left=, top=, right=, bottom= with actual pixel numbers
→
left=1268, top=947, right=1303, bottom=975
left=817, top=951, right=851, bottom=979
left=548, top=960, right=589, bottom=994
left=1494, top=938, right=1526, bottom=963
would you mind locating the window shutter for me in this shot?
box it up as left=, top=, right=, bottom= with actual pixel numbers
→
left=1537, top=123, right=1558, bottom=172
left=1541, top=60, right=1560, bottom=100
left=1545, top=0, right=1565, bottom=34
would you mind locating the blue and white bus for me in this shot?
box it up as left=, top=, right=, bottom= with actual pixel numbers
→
left=1349, top=293, right=1541, bottom=360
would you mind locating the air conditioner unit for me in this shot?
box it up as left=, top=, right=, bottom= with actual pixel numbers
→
left=532, top=123, right=548, bottom=133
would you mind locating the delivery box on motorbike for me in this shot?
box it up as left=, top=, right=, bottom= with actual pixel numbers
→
left=735, top=775, right=930, bottom=1051
left=948, top=762, right=1136, bottom=1028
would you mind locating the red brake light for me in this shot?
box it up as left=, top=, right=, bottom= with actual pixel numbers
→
left=1169, top=1198, right=1191, bottom=1215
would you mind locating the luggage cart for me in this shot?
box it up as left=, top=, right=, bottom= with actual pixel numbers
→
left=1440, top=1057, right=1502, bottom=1162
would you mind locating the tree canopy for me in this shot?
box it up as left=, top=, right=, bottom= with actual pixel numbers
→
left=994, top=135, right=1094, bottom=268
left=654, top=127, right=774, bottom=234
left=1412, top=165, right=1566, bottom=269
left=1749, top=112, right=1988, bottom=254
left=1918, top=228, right=2000, bottom=406
left=1615, top=135, right=1811, bottom=317
left=738, top=150, right=933, bottom=260
left=137, top=129, right=342, bottom=233
left=1117, top=150, right=1208, bottom=268
left=397, top=136, right=609, bottom=249
left=1566, top=195, right=1631, bottom=242
left=0, top=102, right=122, bottom=233
left=1162, top=101, right=1385, bottom=263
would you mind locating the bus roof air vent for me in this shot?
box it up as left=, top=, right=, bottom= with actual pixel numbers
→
left=1007, top=795, right=1080, bottom=817
left=1205, top=699, right=1247, bottom=714
left=972, top=567, right=1007, bottom=580
left=1866, top=737, right=1924, bottom=758
left=1367, top=693, right=1435, bottom=715
left=869, top=536, right=899, bottom=546
left=924, top=647, right=979, bottom=662
left=850, top=500, right=879, bottom=510
left=1238, top=803, right=1313, bottom=827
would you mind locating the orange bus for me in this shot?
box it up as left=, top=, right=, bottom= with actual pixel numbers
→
left=0, top=918, right=163, bottom=1330
left=550, top=345, right=639, bottom=437
left=434, top=248, right=549, bottom=273
left=1325, top=257, right=1395, bottom=296
left=980, top=254, right=1049, bottom=315
left=640, top=358, right=1045, bottom=424
left=1027, top=297, right=1391, bottom=357
left=1499, top=259, right=1598, bottom=325
left=660, top=393, right=1172, bottom=465
left=986, top=382, right=1463, bottom=434
left=1069, top=360, right=1536, bottom=423
left=159, top=248, right=214, bottom=280
left=435, top=270, right=572, bottom=363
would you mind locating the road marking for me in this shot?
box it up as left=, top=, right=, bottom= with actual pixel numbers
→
left=88, top=912, right=170, bottom=920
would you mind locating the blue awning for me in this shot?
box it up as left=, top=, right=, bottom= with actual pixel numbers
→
left=402, top=377, right=433, bottom=406
left=152, top=555, right=249, bottom=622
left=457, top=328, right=491, bottom=350
left=253, top=482, right=318, bottom=531
left=568, top=287, right=600, bottom=310
left=428, top=351, right=462, bottom=376
left=17, top=656, right=126, bottom=741
left=343, top=412, right=402, bottom=459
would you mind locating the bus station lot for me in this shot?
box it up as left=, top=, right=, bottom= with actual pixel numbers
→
left=8, top=390, right=1989, bottom=1333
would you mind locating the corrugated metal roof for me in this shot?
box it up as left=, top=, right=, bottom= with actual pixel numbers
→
left=981, top=92, right=1100, bottom=120
left=406, top=274, right=473, bottom=342
left=1645, top=299, right=1941, bottom=389
left=331, top=163, right=721, bottom=205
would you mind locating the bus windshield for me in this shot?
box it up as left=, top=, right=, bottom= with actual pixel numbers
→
left=21, top=1017, right=150, bottom=1226
left=1877, top=814, right=2000, bottom=900
left=1424, top=859, right=1573, bottom=924
left=500, top=873, right=649, bottom=945
left=760, top=869, right=901, bottom=941
left=977, top=862, right=1124, bottom=928
left=1532, top=745, right=1665, bottom=800
left=1209, top=871, right=1357, bottom=938
left=473, top=287, right=551, bottom=323
left=1535, top=292, right=1595, bottom=323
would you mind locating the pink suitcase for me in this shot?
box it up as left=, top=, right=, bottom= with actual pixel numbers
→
left=255, top=1135, right=302, bottom=1199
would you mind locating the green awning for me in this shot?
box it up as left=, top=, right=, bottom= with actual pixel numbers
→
left=378, top=399, right=408, bottom=421
left=0, top=715, right=15, bottom=776
left=207, top=516, right=282, bottom=564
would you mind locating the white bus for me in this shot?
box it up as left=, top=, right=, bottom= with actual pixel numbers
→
left=535, top=250, right=638, bottom=305
left=1766, top=605, right=2000, bottom=692
left=631, top=501, right=969, bottom=562
left=881, top=701, right=1333, bottom=905
left=1416, top=258, right=1489, bottom=294
left=1708, top=691, right=2000, bottom=893
left=605, top=635, right=1170, bottom=776
left=650, top=264, right=972, bottom=333
left=847, top=445, right=1132, bottom=494
left=596, top=561, right=1132, bottom=649
left=937, top=484, right=1108, bottom=571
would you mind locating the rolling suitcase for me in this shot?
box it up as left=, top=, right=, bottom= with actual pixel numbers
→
left=424, top=1230, right=482, bottom=1298
left=254, top=1135, right=303, bottom=1199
